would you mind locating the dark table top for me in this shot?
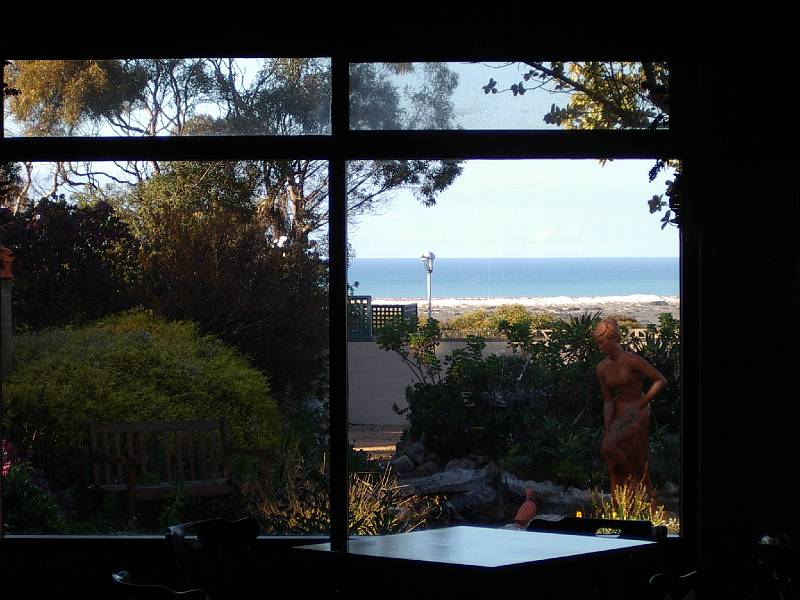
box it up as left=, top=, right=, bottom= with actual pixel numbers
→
left=297, top=525, right=657, bottom=568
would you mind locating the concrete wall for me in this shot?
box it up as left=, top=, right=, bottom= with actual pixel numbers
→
left=347, top=340, right=513, bottom=425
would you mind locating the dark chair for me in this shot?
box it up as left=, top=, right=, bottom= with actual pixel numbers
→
left=648, top=570, right=700, bottom=600
left=527, top=515, right=668, bottom=542
left=112, top=571, right=209, bottom=599
left=166, top=518, right=260, bottom=599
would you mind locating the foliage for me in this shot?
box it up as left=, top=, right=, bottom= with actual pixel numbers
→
left=0, top=195, right=140, bottom=330
left=119, top=161, right=330, bottom=406
left=442, top=305, right=555, bottom=336
left=2, top=461, right=66, bottom=533
left=589, top=480, right=680, bottom=535
left=6, top=60, right=148, bottom=135
left=378, top=311, right=680, bottom=489
left=0, top=161, right=23, bottom=204
left=483, top=62, right=668, bottom=131
left=375, top=317, right=444, bottom=386
left=2, top=310, right=280, bottom=491
left=2, top=440, right=66, bottom=533
left=7, top=60, right=463, bottom=237
left=254, top=435, right=444, bottom=535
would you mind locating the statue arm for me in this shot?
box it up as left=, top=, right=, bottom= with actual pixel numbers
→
left=597, top=366, right=614, bottom=431
left=636, top=355, right=667, bottom=410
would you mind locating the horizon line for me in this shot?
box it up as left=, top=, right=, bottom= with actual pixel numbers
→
left=351, top=255, right=680, bottom=260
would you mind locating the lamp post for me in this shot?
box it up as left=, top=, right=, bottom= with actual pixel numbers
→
left=420, top=251, right=435, bottom=320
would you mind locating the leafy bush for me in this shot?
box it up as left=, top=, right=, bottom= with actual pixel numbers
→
left=3, top=309, right=281, bottom=490
left=1, top=440, right=66, bottom=533
left=124, top=162, right=329, bottom=407
left=2, top=462, right=67, bottom=533
left=0, top=195, right=140, bottom=331
left=442, top=304, right=555, bottom=335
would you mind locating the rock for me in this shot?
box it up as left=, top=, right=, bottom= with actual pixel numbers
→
left=400, top=468, right=491, bottom=495
left=502, top=473, right=560, bottom=500
left=389, top=454, right=415, bottom=474
left=470, top=454, right=490, bottom=466
left=564, top=487, right=593, bottom=508
left=484, top=460, right=502, bottom=480
left=399, top=467, right=498, bottom=520
left=501, top=473, right=593, bottom=516
left=448, top=481, right=498, bottom=518
left=501, top=472, right=526, bottom=495
left=413, top=460, right=441, bottom=476
left=445, top=457, right=477, bottom=471
left=406, top=441, right=427, bottom=466
left=425, top=451, right=440, bottom=464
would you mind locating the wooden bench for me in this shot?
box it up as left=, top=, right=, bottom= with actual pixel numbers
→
left=88, top=418, right=272, bottom=527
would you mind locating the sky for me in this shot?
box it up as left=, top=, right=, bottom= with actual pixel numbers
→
left=348, top=159, right=679, bottom=259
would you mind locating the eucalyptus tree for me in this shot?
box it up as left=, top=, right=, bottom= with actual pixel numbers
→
left=6, top=59, right=462, bottom=239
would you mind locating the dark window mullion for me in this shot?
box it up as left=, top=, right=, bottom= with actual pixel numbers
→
left=1, top=130, right=678, bottom=163
left=328, top=55, right=349, bottom=552
left=0, top=136, right=333, bottom=163
left=344, top=129, right=678, bottom=160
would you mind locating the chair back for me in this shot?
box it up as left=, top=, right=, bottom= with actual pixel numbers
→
left=166, top=518, right=260, bottom=598
left=112, top=571, right=209, bottom=599
left=648, top=570, right=700, bottom=600
left=527, top=516, right=668, bottom=541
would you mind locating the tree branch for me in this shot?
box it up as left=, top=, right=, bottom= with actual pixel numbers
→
left=524, top=61, right=643, bottom=127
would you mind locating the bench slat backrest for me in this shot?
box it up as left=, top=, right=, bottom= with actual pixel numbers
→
left=89, top=419, right=229, bottom=487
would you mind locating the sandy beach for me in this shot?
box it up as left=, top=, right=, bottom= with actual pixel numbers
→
left=373, top=295, right=680, bottom=326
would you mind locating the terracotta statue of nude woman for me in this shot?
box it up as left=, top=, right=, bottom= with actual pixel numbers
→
left=594, top=318, right=667, bottom=498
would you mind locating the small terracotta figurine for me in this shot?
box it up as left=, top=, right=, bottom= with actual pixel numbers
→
left=594, top=318, right=666, bottom=499
left=514, top=489, right=537, bottom=528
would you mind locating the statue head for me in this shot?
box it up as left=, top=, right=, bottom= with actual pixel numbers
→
left=594, top=318, right=621, bottom=343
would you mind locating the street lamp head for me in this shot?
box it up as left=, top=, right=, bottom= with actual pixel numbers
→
left=420, top=251, right=435, bottom=273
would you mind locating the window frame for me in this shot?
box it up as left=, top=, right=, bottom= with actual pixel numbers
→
left=0, top=49, right=691, bottom=550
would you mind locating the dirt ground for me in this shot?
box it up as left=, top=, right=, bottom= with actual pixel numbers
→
left=349, top=424, right=403, bottom=459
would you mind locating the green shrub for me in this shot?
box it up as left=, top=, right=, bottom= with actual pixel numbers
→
left=379, top=310, right=681, bottom=490
left=3, top=309, right=281, bottom=490
left=0, top=195, right=140, bottom=331
left=442, top=305, right=555, bottom=335
left=2, top=461, right=66, bottom=533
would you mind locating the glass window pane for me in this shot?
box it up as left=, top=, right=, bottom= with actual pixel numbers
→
left=346, top=159, right=680, bottom=535
left=349, top=62, right=669, bottom=131
left=3, top=58, right=331, bottom=137
left=0, top=160, right=329, bottom=535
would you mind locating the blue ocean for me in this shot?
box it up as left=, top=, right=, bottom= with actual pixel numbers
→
left=348, top=257, right=679, bottom=299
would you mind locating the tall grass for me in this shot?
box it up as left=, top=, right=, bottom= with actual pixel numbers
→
left=254, top=434, right=445, bottom=535
left=589, top=480, right=680, bottom=535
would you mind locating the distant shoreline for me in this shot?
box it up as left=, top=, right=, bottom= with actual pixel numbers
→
left=372, top=295, right=680, bottom=325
